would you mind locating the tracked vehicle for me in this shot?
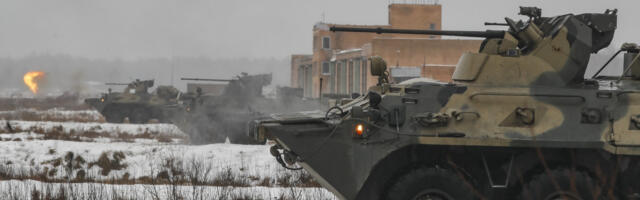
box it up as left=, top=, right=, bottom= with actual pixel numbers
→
left=252, top=7, right=640, bottom=199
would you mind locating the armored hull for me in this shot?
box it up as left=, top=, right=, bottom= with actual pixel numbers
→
left=85, top=80, right=189, bottom=124
left=254, top=8, right=640, bottom=199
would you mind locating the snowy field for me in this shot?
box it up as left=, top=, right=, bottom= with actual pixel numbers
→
left=0, top=180, right=335, bottom=200
left=0, top=108, right=104, bottom=122
left=0, top=108, right=337, bottom=199
left=0, top=140, right=307, bottom=184
left=1, top=119, right=186, bottom=143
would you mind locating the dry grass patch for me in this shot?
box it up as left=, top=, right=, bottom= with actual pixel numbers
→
left=89, top=152, right=127, bottom=176
left=0, top=94, right=90, bottom=111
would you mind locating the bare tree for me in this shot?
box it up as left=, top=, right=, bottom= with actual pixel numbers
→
left=187, top=156, right=212, bottom=200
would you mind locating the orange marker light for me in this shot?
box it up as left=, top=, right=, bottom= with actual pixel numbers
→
left=356, top=124, right=364, bottom=136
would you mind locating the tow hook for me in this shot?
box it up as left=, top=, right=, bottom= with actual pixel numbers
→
left=270, top=145, right=303, bottom=170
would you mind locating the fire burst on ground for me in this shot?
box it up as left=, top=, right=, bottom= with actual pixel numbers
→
left=23, top=71, right=45, bottom=94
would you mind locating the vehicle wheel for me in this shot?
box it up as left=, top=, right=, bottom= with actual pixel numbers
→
left=518, top=168, right=605, bottom=200
left=130, top=107, right=150, bottom=124
left=619, top=161, right=640, bottom=199
left=103, top=109, right=125, bottom=123
left=385, top=167, right=476, bottom=200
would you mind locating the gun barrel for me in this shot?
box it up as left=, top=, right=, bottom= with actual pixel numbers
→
left=330, top=27, right=505, bottom=38
left=484, top=22, right=509, bottom=26
left=180, top=78, right=232, bottom=82
left=105, top=83, right=129, bottom=86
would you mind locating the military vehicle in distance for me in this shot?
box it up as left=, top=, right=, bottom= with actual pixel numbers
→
left=181, top=73, right=324, bottom=144
left=178, top=73, right=273, bottom=143
left=85, top=79, right=195, bottom=123
left=252, top=7, right=640, bottom=199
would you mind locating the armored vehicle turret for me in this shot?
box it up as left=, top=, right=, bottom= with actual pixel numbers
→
left=251, top=7, right=640, bottom=199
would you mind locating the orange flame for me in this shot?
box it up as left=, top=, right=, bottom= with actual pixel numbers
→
left=23, top=71, right=45, bottom=94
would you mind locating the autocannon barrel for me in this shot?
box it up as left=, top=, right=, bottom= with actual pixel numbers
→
left=329, top=26, right=505, bottom=38
left=180, top=78, right=232, bottom=82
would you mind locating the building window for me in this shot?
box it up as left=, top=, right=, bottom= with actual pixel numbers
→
left=361, top=58, right=367, bottom=93
left=322, top=36, right=331, bottom=49
left=330, top=62, right=336, bottom=93
left=339, top=61, right=347, bottom=94
left=348, top=60, right=354, bottom=94
left=305, top=65, right=313, bottom=97
left=353, top=59, right=361, bottom=94
left=298, top=65, right=305, bottom=88
left=322, top=62, right=330, bottom=75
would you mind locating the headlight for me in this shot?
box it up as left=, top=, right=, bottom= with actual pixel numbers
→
left=353, top=123, right=367, bottom=138
left=355, top=124, right=364, bottom=135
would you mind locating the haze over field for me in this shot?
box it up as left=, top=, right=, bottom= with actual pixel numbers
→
left=0, top=0, right=638, bottom=59
left=0, top=0, right=636, bottom=94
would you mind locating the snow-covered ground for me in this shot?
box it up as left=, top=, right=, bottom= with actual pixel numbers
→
left=0, top=108, right=337, bottom=199
left=2, top=120, right=184, bottom=137
left=0, top=180, right=337, bottom=200
left=0, top=140, right=299, bottom=184
left=0, top=108, right=103, bottom=122
left=0, top=117, right=187, bottom=144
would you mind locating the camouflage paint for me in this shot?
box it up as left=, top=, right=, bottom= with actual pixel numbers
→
left=255, top=8, right=636, bottom=200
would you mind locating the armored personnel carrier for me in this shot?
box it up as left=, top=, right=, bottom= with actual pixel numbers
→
left=252, top=7, right=640, bottom=199
left=85, top=79, right=195, bottom=123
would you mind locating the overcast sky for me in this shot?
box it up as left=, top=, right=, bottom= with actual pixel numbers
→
left=0, top=0, right=637, bottom=60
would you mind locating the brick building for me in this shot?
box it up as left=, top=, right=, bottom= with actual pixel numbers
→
left=292, top=3, right=482, bottom=98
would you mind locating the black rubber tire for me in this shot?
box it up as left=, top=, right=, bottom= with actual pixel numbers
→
left=130, top=107, right=150, bottom=124
left=103, top=109, right=125, bottom=123
left=618, top=161, right=640, bottom=199
left=518, top=168, right=604, bottom=200
left=385, top=167, right=476, bottom=200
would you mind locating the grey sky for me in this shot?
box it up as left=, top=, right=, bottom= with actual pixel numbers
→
left=0, top=0, right=637, bottom=60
